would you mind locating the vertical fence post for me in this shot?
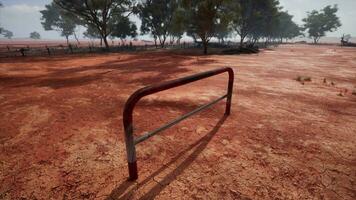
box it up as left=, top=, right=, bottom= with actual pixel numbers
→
left=124, top=123, right=138, bottom=180
left=225, top=70, right=234, bottom=115
left=46, top=45, right=51, bottom=56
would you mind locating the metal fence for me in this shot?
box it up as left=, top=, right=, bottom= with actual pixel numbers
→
left=0, top=42, right=201, bottom=58
left=122, top=67, right=234, bottom=180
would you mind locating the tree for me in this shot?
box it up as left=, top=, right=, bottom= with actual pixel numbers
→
left=83, top=24, right=102, bottom=45
left=168, top=6, right=185, bottom=44
left=282, top=16, right=302, bottom=42
left=40, top=3, right=78, bottom=44
left=110, top=15, right=137, bottom=42
left=137, top=0, right=179, bottom=48
left=2, top=29, right=13, bottom=39
left=54, top=0, right=135, bottom=49
left=229, top=0, right=280, bottom=46
left=84, top=24, right=101, bottom=39
left=182, top=0, right=227, bottom=54
left=214, top=11, right=232, bottom=44
left=267, top=11, right=302, bottom=43
left=303, top=5, right=341, bottom=44
left=30, top=32, right=41, bottom=39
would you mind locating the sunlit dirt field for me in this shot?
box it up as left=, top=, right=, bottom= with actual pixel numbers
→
left=0, top=44, right=355, bottom=199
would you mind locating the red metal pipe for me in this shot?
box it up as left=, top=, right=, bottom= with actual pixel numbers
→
left=123, top=67, right=234, bottom=180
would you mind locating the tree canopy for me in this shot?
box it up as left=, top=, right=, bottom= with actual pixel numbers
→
left=270, top=11, right=302, bottom=43
left=30, top=31, right=41, bottom=39
left=181, top=0, right=227, bottom=54
left=54, top=0, right=135, bottom=48
left=2, top=29, right=13, bottom=39
left=83, top=24, right=101, bottom=40
left=40, top=3, right=78, bottom=44
left=36, top=0, right=341, bottom=54
left=110, top=15, right=137, bottom=41
left=137, top=0, right=180, bottom=48
left=302, top=5, right=341, bottom=43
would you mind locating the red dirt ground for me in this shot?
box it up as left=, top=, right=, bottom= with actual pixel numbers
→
left=0, top=45, right=355, bottom=199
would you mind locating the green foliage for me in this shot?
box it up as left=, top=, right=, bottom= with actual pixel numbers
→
left=40, top=3, right=78, bottom=44
left=2, top=29, right=13, bottom=39
left=137, top=0, right=179, bottom=47
left=30, top=31, right=41, bottom=39
left=214, top=8, right=233, bottom=43
left=83, top=24, right=101, bottom=39
left=54, top=0, right=135, bottom=48
left=168, top=6, right=185, bottom=43
left=302, top=5, right=341, bottom=43
left=110, top=15, right=137, bottom=40
left=182, top=0, right=227, bottom=54
left=228, top=0, right=279, bottom=45
left=269, top=11, right=302, bottom=42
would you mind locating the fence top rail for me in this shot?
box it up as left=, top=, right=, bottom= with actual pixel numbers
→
left=123, top=67, right=234, bottom=128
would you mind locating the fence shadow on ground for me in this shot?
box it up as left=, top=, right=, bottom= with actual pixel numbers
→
left=106, top=114, right=228, bottom=200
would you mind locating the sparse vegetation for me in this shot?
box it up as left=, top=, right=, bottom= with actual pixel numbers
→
left=302, top=5, right=341, bottom=44
left=136, top=0, right=180, bottom=48
left=40, top=3, right=79, bottom=44
left=53, top=0, right=136, bottom=49
left=34, top=0, right=307, bottom=54
left=30, top=31, right=41, bottom=39
left=1, top=29, right=13, bottom=39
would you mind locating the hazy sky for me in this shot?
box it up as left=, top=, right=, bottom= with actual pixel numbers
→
left=0, top=0, right=355, bottom=40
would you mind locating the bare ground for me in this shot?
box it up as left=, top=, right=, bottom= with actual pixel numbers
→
left=0, top=44, right=355, bottom=199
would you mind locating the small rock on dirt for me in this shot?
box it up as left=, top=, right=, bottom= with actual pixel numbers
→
left=296, top=76, right=311, bottom=82
left=196, top=126, right=207, bottom=134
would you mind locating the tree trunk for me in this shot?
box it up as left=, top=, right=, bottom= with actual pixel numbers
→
left=103, top=36, right=109, bottom=49
left=65, top=36, right=69, bottom=45
left=203, top=41, right=208, bottom=55
left=240, top=36, right=245, bottom=47
left=159, top=35, right=166, bottom=48
left=252, top=38, right=258, bottom=46
left=154, top=36, right=158, bottom=48
left=74, top=32, right=80, bottom=45
left=177, top=37, right=181, bottom=44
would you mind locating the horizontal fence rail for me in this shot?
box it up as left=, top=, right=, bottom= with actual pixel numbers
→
left=122, top=67, right=234, bottom=180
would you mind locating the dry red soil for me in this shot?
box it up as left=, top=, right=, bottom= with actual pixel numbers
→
left=0, top=45, right=355, bottom=200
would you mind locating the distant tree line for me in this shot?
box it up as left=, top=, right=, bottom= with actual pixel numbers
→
left=37, top=0, right=341, bottom=54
